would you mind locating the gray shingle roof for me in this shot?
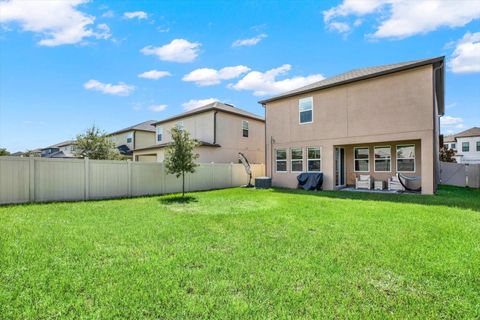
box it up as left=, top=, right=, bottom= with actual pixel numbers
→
left=451, top=127, right=480, bottom=139
left=133, top=140, right=221, bottom=152
left=258, top=56, right=445, bottom=104
left=153, top=101, right=264, bottom=126
left=108, top=120, right=157, bottom=136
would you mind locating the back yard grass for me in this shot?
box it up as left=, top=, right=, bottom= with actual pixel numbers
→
left=1, top=185, right=479, bottom=319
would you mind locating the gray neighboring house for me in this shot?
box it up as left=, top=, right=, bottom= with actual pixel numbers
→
left=41, top=140, right=77, bottom=158
left=444, top=127, right=480, bottom=164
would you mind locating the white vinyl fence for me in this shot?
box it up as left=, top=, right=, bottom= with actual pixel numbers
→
left=0, top=157, right=265, bottom=205
left=440, top=161, right=480, bottom=188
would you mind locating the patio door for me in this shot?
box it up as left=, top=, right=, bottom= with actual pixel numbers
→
left=335, top=147, right=346, bottom=187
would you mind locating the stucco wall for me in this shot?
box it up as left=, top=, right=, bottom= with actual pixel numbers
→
left=156, top=111, right=214, bottom=144
left=135, top=131, right=156, bottom=149
left=265, top=65, right=436, bottom=194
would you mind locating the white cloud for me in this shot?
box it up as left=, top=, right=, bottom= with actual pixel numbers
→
left=141, top=39, right=201, bottom=63
left=323, top=0, right=480, bottom=39
left=102, top=10, right=114, bottom=18
left=138, top=70, right=172, bottom=80
left=232, top=34, right=267, bottom=47
left=450, top=32, right=480, bottom=73
left=0, top=0, right=110, bottom=46
left=231, top=64, right=324, bottom=96
left=149, top=104, right=167, bottom=112
left=441, top=115, right=465, bottom=133
left=327, top=22, right=351, bottom=34
left=182, top=66, right=250, bottom=86
left=123, top=11, right=148, bottom=20
left=83, top=79, right=134, bottom=96
left=182, top=98, right=218, bottom=111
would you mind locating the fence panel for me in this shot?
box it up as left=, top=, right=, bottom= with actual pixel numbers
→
left=440, top=161, right=480, bottom=188
left=89, top=160, right=129, bottom=199
left=131, top=162, right=164, bottom=196
left=0, top=157, right=30, bottom=204
left=466, top=164, right=480, bottom=188
left=35, top=158, right=85, bottom=202
left=0, top=157, right=266, bottom=205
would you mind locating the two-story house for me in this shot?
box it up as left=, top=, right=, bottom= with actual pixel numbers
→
left=259, top=57, right=445, bottom=194
left=133, top=102, right=265, bottom=164
left=41, top=140, right=77, bottom=158
left=107, top=120, right=157, bottom=158
left=444, top=127, right=480, bottom=164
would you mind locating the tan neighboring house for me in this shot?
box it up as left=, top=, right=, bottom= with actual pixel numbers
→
left=133, top=102, right=265, bottom=164
left=259, top=57, right=445, bottom=195
left=41, top=140, right=77, bottom=158
left=107, top=120, right=157, bottom=158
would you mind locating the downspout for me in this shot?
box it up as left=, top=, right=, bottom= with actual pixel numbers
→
left=213, top=111, right=218, bottom=144
left=133, top=131, right=136, bottom=150
left=432, top=62, right=444, bottom=192
left=264, top=104, right=267, bottom=175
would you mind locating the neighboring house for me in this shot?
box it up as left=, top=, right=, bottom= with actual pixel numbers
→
left=107, top=120, right=157, bottom=158
left=133, top=102, right=265, bottom=164
left=444, top=127, right=480, bottom=164
left=41, top=140, right=77, bottom=158
left=259, top=57, right=445, bottom=195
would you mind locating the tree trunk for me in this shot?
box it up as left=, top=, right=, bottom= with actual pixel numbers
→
left=182, top=171, right=185, bottom=197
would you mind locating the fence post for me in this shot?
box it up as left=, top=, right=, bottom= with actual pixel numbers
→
left=29, top=156, right=35, bottom=202
left=127, top=160, right=132, bottom=197
left=84, top=157, right=90, bottom=200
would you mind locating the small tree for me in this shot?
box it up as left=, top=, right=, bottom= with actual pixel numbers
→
left=0, top=148, right=10, bottom=156
left=75, top=125, right=122, bottom=160
left=440, top=145, right=457, bottom=163
left=164, top=127, right=199, bottom=197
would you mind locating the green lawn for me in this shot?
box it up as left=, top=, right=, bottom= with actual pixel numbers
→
left=1, top=186, right=479, bottom=319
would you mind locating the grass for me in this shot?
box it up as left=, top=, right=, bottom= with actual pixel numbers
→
left=1, top=185, right=479, bottom=319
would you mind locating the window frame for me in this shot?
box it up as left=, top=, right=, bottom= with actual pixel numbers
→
left=307, top=147, right=322, bottom=172
left=462, top=141, right=470, bottom=152
left=374, top=145, right=391, bottom=173
left=242, top=120, right=249, bottom=138
left=126, top=132, right=133, bottom=144
left=298, top=97, right=313, bottom=125
left=275, top=148, right=288, bottom=173
left=477, top=141, right=480, bottom=152
left=354, top=146, right=370, bottom=173
left=396, top=144, right=416, bottom=173
left=290, top=147, right=304, bottom=173
left=156, top=126, right=163, bottom=143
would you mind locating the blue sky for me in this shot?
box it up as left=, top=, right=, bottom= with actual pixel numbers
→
left=1, top=0, right=479, bottom=152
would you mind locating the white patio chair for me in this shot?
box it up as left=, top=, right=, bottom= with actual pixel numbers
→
left=388, top=175, right=405, bottom=191
left=355, top=175, right=372, bottom=190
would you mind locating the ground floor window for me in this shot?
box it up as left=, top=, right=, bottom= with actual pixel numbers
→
left=354, top=147, right=369, bottom=172
left=396, top=144, right=415, bottom=172
left=291, top=148, right=303, bottom=172
left=374, top=146, right=391, bottom=172
left=307, top=147, right=321, bottom=171
left=276, top=149, right=287, bottom=172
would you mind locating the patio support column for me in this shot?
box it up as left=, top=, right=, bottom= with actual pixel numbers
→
left=421, top=135, right=435, bottom=195
left=322, top=144, right=335, bottom=191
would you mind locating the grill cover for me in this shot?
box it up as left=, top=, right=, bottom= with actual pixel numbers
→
left=297, top=172, right=323, bottom=191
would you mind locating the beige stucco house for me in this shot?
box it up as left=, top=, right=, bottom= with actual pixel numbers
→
left=107, top=120, right=156, bottom=158
left=259, top=57, right=445, bottom=194
left=133, top=102, right=265, bottom=164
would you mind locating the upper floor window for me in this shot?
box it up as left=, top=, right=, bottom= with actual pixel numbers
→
left=354, top=147, right=369, bottom=172
left=291, top=148, right=303, bottom=172
left=307, top=147, right=321, bottom=172
left=126, top=133, right=133, bottom=144
left=451, top=143, right=456, bottom=150
left=374, top=146, right=391, bottom=172
left=176, top=121, right=184, bottom=131
left=299, top=97, right=313, bottom=124
left=275, top=149, right=287, bottom=172
left=242, top=120, right=249, bottom=137
left=477, top=141, right=480, bottom=152
left=397, top=145, right=415, bottom=172
left=156, top=127, right=163, bottom=142
left=462, top=142, right=470, bottom=152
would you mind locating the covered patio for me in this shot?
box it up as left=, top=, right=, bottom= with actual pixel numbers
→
left=334, top=139, right=422, bottom=193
